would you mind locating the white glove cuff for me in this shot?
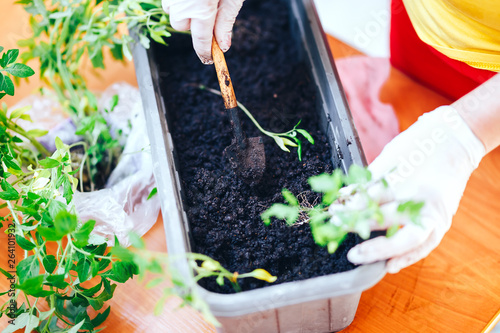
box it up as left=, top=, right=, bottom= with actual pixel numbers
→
left=425, top=105, right=486, bottom=169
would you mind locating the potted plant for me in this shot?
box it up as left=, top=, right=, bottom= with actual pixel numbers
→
left=132, top=0, right=389, bottom=331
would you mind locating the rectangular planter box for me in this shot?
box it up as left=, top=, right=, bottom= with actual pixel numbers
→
left=132, top=0, right=386, bottom=331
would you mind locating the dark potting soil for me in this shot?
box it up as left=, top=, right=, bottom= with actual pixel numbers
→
left=152, top=0, right=362, bottom=294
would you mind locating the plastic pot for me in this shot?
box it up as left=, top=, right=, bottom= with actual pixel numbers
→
left=132, top=0, right=386, bottom=331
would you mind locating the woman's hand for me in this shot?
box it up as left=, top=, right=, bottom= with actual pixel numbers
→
left=162, top=0, right=245, bottom=64
left=329, top=105, right=485, bottom=273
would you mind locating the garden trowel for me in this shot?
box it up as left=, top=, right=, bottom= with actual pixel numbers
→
left=211, top=37, right=266, bottom=185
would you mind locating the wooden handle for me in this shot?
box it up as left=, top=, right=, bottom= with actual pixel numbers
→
left=211, top=37, right=237, bottom=109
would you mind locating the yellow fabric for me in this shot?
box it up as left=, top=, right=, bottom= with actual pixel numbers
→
left=402, top=0, right=500, bottom=71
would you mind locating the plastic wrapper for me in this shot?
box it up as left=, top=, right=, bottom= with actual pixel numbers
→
left=14, top=82, right=160, bottom=246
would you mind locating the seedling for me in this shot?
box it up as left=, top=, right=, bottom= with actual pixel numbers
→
left=200, top=85, right=315, bottom=161
left=261, top=165, right=424, bottom=253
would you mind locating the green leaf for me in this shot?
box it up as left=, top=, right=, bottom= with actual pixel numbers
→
left=0, top=266, right=13, bottom=279
left=353, top=219, right=371, bottom=240
left=3, top=49, right=19, bottom=67
left=310, top=221, right=346, bottom=248
left=91, top=306, right=111, bottom=328
left=216, top=274, right=225, bottom=286
left=16, top=235, right=36, bottom=251
left=3, top=156, right=22, bottom=172
left=128, top=232, right=145, bottom=249
left=39, top=308, right=55, bottom=321
left=2, top=312, right=29, bottom=333
left=281, top=137, right=298, bottom=147
left=281, top=189, right=298, bottom=206
left=90, top=49, right=104, bottom=68
left=76, top=258, right=91, bottom=282
left=273, top=136, right=290, bottom=152
left=67, top=319, right=85, bottom=333
left=38, top=158, right=60, bottom=168
left=102, top=261, right=138, bottom=283
left=122, top=41, right=132, bottom=60
left=0, top=46, right=3, bottom=53
left=9, top=105, right=31, bottom=119
left=109, top=94, right=119, bottom=112
left=48, top=199, right=67, bottom=220
left=327, top=241, right=339, bottom=254
left=397, top=200, right=425, bottom=225
left=145, top=277, right=164, bottom=289
left=17, top=275, right=54, bottom=297
left=261, top=203, right=299, bottom=226
left=26, top=128, right=49, bottom=137
left=43, top=255, right=57, bottom=274
left=75, top=116, right=96, bottom=135
left=386, top=224, right=400, bottom=238
left=73, top=220, right=96, bottom=248
left=55, top=136, right=64, bottom=149
left=345, top=164, right=372, bottom=185
left=62, top=176, right=73, bottom=204
left=3, top=75, right=14, bottom=95
left=88, top=284, right=116, bottom=311
left=110, top=245, right=134, bottom=262
left=17, top=255, right=40, bottom=284
left=0, top=179, right=20, bottom=200
left=91, top=259, right=100, bottom=277
left=308, top=172, right=342, bottom=194
left=4, top=63, right=35, bottom=78
left=147, top=187, right=157, bottom=200
left=49, top=10, right=71, bottom=19
left=296, top=129, right=315, bottom=144
left=45, top=274, right=69, bottom=289
left=103, top=0, right=109, bottom=16
left=54, top=210, right=78, bottom=236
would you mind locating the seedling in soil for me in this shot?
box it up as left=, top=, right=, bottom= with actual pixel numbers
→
left=261, top=165, right=424, bottom=253
left=200, top=85, right=315, bottom=161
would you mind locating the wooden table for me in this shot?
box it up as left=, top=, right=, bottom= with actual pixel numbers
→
left=1, top=3, right=500, bottom=332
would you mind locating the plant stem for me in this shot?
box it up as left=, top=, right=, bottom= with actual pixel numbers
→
left=199, top=85, right=289, bottom=137
left=8, top=122, right=50, bottom=156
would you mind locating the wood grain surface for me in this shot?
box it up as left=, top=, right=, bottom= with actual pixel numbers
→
left=1, top=2, right=500, bottom=332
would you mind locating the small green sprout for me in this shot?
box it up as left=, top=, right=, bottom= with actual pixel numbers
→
left=200, top=85, right=314, bottom=161
left=261, top=165, right=425, bottom=253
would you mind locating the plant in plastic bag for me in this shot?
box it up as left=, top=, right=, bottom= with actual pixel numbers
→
left=17, top=0, right=177, bottom=190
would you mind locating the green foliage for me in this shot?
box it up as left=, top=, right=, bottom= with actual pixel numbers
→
left=261, top=165, right=425, bottom=254
left=0, top=127, right=138, bottom=332
left=200, top=85, right=315, bottom=161
left=0, top=47, right=35, bottom=98
left=0, top=56, right=135, bottom=332
left=17, top=0, right=175, bottom=190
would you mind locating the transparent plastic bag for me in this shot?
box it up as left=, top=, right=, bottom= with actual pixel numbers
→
left=14, top=82, right=160, bottom=246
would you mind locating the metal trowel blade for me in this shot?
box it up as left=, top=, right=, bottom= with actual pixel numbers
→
left=224, top=137, right=266, bottom=185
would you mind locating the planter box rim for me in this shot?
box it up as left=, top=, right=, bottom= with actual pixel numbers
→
left=195, top=261, right=386, bottom=317
left=132, top=0, right=387, bottom=330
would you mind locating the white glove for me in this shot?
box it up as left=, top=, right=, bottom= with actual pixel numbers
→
left=162, top=0, right=245, bottom=64
left=330, top=106, right=485, bottom=273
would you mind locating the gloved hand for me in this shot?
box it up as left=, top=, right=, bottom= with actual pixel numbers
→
left=330, top=106, right=485, bottom=273
left=162, top=0, right=245, bottom=64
